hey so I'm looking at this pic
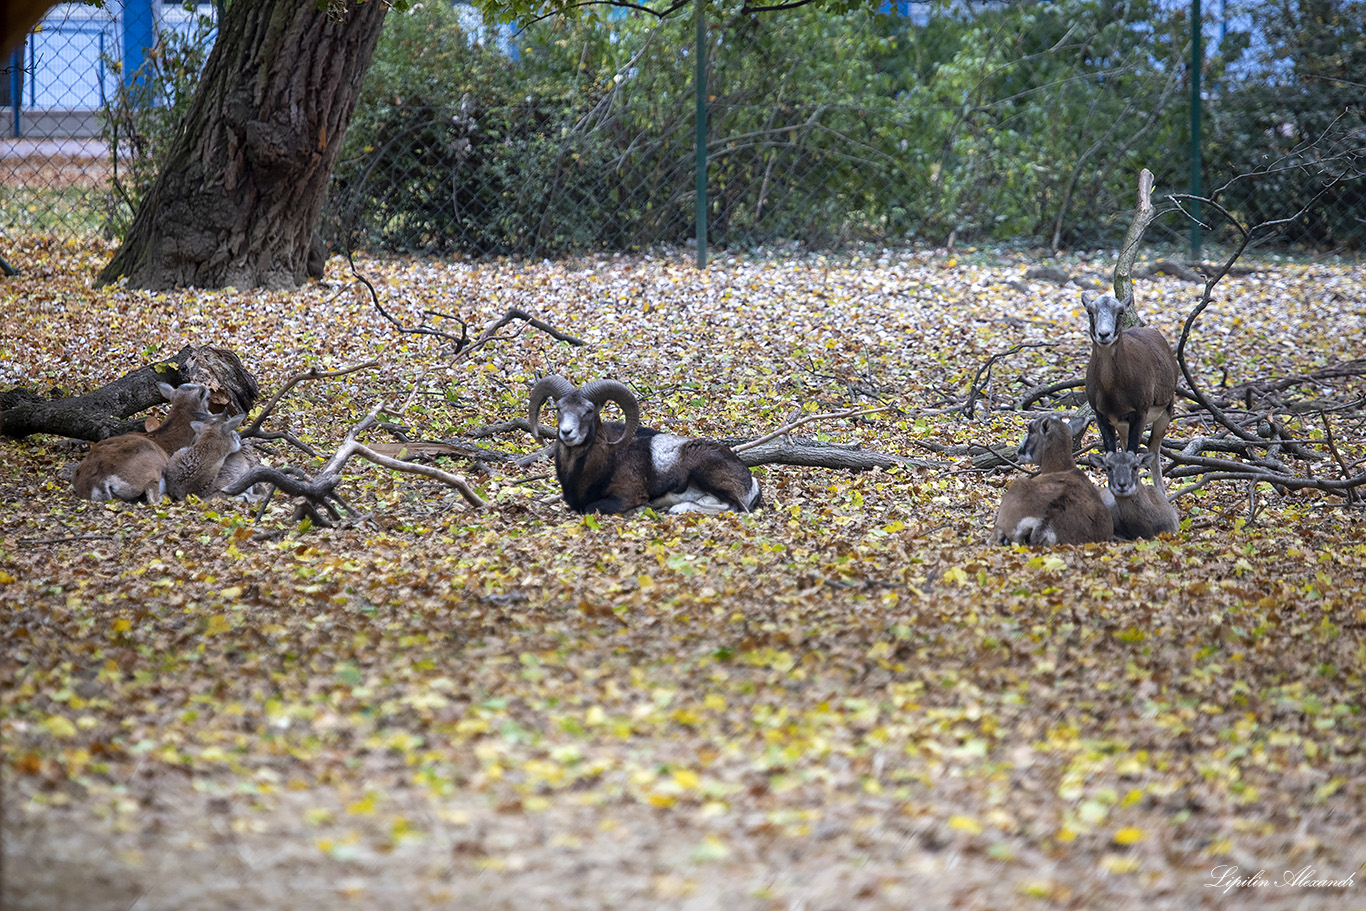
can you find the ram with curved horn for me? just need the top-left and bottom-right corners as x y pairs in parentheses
(529, 375), (762, 515)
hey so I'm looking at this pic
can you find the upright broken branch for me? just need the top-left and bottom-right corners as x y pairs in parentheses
(1113, 168), (1155, 314)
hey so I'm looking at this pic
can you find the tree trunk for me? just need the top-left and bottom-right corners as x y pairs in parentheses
(97, 0), (388, 291)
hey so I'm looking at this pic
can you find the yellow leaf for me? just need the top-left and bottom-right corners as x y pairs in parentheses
(0, 571), (16, 583)
(1101, 854), (1140, 873)
(1017, 878), (1056, 898)
(347, 793), (377, 815)
(205, 615), (231, 635)
(44, 715), (77, 738)
(948, 814), (983, 834)
(1113, 826), (1147, 845)
(672, 768), (700, 790)
(112, 617), (132, 633)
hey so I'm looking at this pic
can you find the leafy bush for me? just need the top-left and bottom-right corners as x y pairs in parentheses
(327, 4), (645, 256)
(1205, 0), (1366, 248)
(329, 0), (1358, 257)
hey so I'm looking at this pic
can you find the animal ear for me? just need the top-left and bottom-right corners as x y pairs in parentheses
(1080, 291), (1095, 307)
(1083, 452), (1105, 469)
(157, 381), (176, 401)
(189, 420), (205, 434)
(1137, 451), (1155, 468)
(225, 414), (245, 431)
(143, 415), (161, 432)
(1066, 414), (1090, 438)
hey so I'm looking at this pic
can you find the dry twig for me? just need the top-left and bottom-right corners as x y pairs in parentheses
(732, 405), (892, 454)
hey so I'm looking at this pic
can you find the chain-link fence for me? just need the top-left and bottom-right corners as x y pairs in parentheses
(4, 0), (1364, 270)
(2, 0), (214, 259)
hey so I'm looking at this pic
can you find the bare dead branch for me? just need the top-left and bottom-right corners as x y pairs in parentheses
(1223, 359), (1366, 407)
(1318, 411), (1360, 505)
(469, 417), (553, 440)
(224, 437), (486, 517)
(16, 534), (117, 547)
(1169, 192), (1329, 459)
(243, 360), (379, 438)
(248, 429), (320, 459)
(732, 405), (892, 454)
(463, 307), (587, 357)
(736, 439), (937, 471)
(350, 252), (468, 348)
(1017, 377), (1086, 411)
(962, 342), (1055, 419)
(349, 442), (486, 508)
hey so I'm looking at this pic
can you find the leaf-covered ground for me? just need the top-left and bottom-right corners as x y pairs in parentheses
(3, 237), (1365, 910)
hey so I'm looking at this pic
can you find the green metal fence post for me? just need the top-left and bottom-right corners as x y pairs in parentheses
(694, 0), (707, 270)
(1190, 0), (1203, 259)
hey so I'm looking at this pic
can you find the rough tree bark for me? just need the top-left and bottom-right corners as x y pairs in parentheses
(97, 0), (388, 291)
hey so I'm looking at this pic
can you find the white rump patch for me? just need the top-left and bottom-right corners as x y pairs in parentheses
(650, 488), (730, 515)
(1009, 517), (1056, 546)
(746, 477), (761, 510)
(666, 494), (729, 515)
(98, 473), (161, 504)
(649, 434), (690, 473)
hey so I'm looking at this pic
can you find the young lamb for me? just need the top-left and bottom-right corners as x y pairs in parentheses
(1096, 449), (1179, 540)
(163, 412), (245, 501)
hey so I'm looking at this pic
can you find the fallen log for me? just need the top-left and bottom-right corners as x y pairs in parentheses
(1, 345), (259, 442)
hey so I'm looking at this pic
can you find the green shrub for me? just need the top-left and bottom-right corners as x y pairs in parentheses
(1205, 0), (1366, 248)
(330, 0), (1358, 256)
